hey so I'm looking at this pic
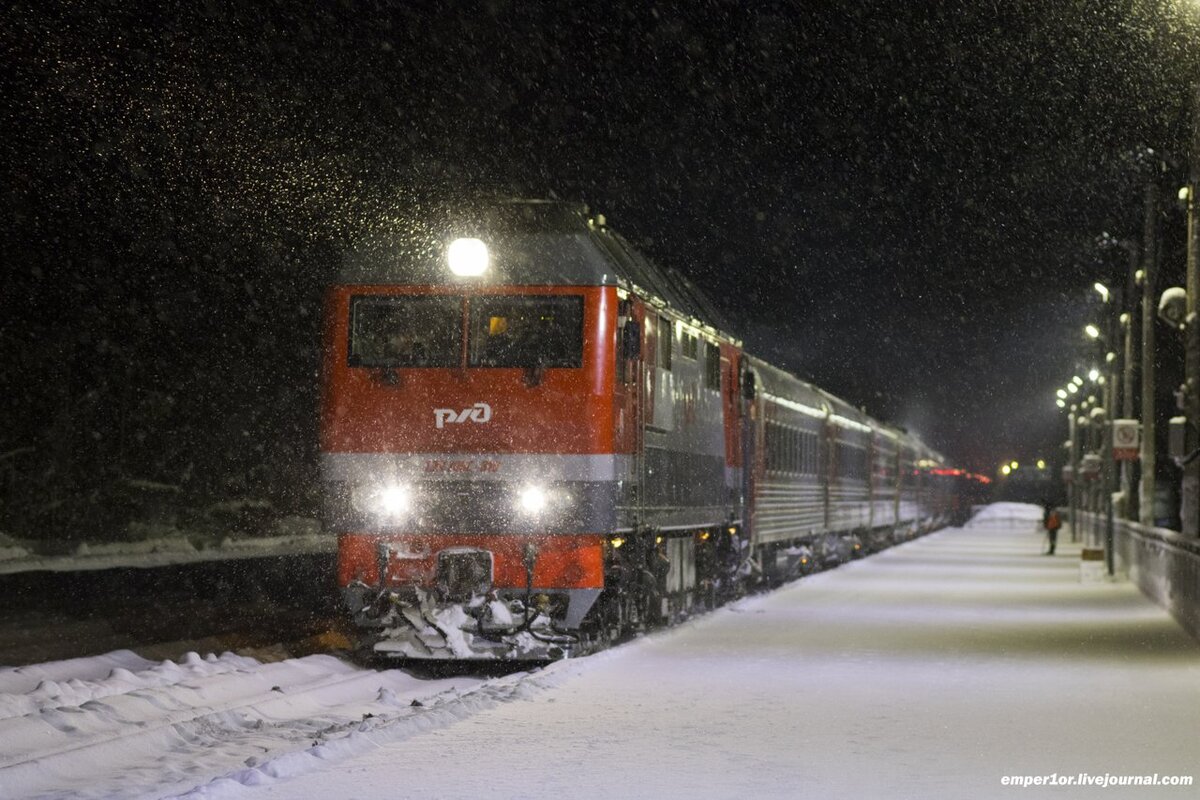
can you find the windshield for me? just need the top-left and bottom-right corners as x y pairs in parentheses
(468, 295), (584, 368)
(348, 295), (462, 367)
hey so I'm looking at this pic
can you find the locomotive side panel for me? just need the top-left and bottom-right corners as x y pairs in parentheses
(639, 313), (732, 531)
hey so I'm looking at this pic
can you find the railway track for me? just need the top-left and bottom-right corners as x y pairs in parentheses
(0, 647), (495, 799)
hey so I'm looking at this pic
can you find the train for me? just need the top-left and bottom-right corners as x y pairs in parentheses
(319, 199), (989, 660)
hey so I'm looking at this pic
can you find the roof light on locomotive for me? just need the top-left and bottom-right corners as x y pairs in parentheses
(447, 237), (489, 277)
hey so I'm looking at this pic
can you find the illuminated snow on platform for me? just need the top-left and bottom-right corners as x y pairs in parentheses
(3, 504), (1199, 799)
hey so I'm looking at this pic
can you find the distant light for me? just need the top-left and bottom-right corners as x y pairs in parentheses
(1136, 269), (1145, 284)
(1085, 324), (1101, 339)
(1180, 186), (1192, 202)
(1037, 459), (1046, 469)
(1120, 312), (1131, 325)
(447, 237), (489, 277)
(1072, 376), (1083, 386)
(1010, 461), (1019, 470)
(1105, 352), (1116, 363)
(1094, 282), (1110, 303)
(1001, 465), (1012, 476)
(1056, 389), (1067, 399)
(1056, 398), (1066, 408)
(1088, 368), (1100, 381)
(1068, 383), (1078, 394)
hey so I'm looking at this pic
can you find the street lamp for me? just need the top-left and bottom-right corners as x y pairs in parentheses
(1085, 324), (1102, 339)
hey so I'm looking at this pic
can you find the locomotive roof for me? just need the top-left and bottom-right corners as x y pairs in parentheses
(338, 199), (736, 337)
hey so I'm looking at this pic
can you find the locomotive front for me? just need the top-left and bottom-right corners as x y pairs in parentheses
(320, 202), (622, 659)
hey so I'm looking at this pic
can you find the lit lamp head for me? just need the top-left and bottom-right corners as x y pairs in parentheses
(447, 237), (489, 277)
(518, 485), (548, 515)
(1084, 324), (1101, 340)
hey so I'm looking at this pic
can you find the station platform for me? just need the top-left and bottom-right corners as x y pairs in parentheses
(255, 503), (1200, 799)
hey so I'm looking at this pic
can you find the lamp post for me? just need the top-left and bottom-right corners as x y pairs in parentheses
(1121, 310), (1135, 518)
(1094, 282), (1121, 574)
(1097, 231), (1142, 521)
(1068, 402), (1080, 542)
(1141, 180), (1159, 527)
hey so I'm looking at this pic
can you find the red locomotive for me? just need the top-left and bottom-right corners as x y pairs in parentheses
(320, 200), (984, 659)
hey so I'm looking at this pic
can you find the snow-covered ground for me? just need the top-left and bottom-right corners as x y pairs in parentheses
(5, 503), (1200, 799)
(0, 650), (485, 799)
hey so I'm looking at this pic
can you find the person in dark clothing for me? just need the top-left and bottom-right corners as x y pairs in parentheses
(1042, 503), (1062, 555)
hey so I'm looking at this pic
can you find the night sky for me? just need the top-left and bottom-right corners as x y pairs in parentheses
(2, 1), (1197, 531)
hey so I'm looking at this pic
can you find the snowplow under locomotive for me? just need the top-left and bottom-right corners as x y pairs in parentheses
(319, 200), (987, 660)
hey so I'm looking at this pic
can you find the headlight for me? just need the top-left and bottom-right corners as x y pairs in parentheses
(517, 485), (548, 515)
(377, 485), (410, 516)
(352, 483), (412, 519)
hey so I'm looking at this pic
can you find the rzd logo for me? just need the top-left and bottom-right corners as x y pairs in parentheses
(434, 402), (492, 429)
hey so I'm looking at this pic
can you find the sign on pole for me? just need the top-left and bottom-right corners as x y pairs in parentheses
(1112, 419), (1140, 461)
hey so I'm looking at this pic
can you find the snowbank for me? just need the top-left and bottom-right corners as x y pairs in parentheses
(0, 530), (333, 575)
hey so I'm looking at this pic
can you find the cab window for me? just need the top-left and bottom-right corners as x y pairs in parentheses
(348, 295), (462, 367)
(468, 295), (584, 368)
